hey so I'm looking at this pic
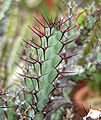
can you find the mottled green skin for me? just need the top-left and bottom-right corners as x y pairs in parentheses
(32, 28), (63, 119)
(25, 25), (67, 120)
(0, 17), (75, 120)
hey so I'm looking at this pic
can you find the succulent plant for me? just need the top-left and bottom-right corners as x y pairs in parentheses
(0, 0), (57, 91)
(68, 0), (101, 95)
(1, 0), (99, 119)
(0, 14), (78, 120)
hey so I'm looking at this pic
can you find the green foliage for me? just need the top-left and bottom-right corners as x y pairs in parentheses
(71, 63), (101, 94)
(87, 67), (101, 94)
(51, 106), (65, 120)
(64, 0), (101, 99)
(7, 98), (17, 120)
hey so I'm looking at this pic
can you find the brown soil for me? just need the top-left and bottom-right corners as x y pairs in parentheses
(70, 81), (101, 119)
(84, 89), (101, 110)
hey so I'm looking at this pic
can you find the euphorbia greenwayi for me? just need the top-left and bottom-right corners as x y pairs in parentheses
(0, 14), (78, 120)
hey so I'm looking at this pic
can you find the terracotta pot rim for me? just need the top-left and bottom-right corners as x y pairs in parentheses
(71, 85), (101, 111)
(69, 83), (89, 111)
(70, 82), (101, 119)
(73, 86), (88, 105)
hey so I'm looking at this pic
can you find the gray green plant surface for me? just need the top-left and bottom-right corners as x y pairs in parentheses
(0, 0), (100, 120)
(0, 0), (57, 90)
(0, 14), (77, 119)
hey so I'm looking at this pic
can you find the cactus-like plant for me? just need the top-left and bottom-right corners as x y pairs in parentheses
(0, 14), (78, 120)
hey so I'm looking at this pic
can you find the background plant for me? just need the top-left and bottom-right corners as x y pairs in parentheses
(67, 0), (101, 95)
(55, 0), (101, 118)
